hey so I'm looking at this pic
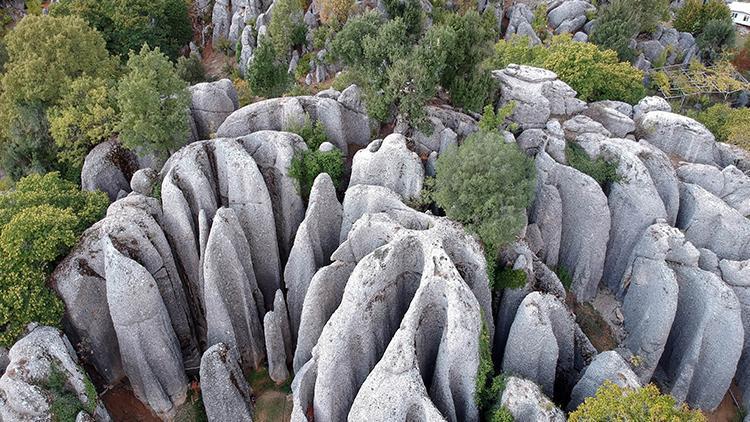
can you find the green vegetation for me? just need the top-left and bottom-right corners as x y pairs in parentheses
(0, 172), (108, 346)
(47, 364), (87, 421)
(51, 0), (193, 60)
(493, 267), (527, 290)
(555, 266), (573, 290)
(692, 103), (750, 150)
(269, 0), (307, 59)
(176, 54), (208, 85)
(116, 45), (189, 157)
(569, 381), (705, 421)
(489, 35), (645, 104)
(566, 143), (621, 186)
(434, 130), (536, 264)
(673, 0), (734, 63)
(478, 102), (518, 133)
(0, 15), (115, 180)
(476, 323), (513, 422)
(246, 39), (290, 98)
(287, 117), (344, 200)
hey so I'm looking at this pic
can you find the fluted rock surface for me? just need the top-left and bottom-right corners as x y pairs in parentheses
(500, 377), (565, 422)
(568, 351), (640, 410)
(349, 134), (425, 201)
(200, 343), (254, 421)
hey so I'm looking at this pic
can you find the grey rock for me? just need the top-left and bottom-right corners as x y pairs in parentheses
(548, 1), (595, 30)
(638, 40), (665, 63)
(502, 292), (575, 398)
(505, 4), (534, 39)
(677, 163), (750, 217)
(721, 258), (750, 413)
(316, 88), (341, 100)
(699, 247), (720, 272)
(636, 140), (681, 225)
(318, 141), (336, 152)
(130, 168), (159, 195)
(500, 377), (565, 422)
(189, 79), (239, 139)
(285, 173), (342, 339)
(562, 115), (611, 140)
(659, 265), (744, 411)
(103, 237), (187, 418)
(572, 31), (588, 42)
(633, 96), (671, 121)
(555, 15), (587, 34)
(582, 104), (635, 138)
(212, 0), (231, 47)
(590, 100), (633, 118)
(264, 310), (290, 383)
(204, 207), (266, 371)
(81, 140), (139, 202)
(716, 142), (750, 173)
(636, 111), (718, 164)
(200, 343), (254, 421)
(273, 290), (293, 362)
(349, 134), (424, 201)
(677, 183), (750, 261)
(568, 351), (640, 410)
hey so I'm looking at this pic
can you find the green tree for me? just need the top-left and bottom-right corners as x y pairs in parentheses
(0, 15), (114, 179)
(246, 39), (290, 98)
(434, 130), (536, 260)
(52, 0), (192, 60)
(569, 381), (705, 421)
(589, 0), (640, 61)
(48, 76), (119, 169)
(697, 18), (735, 63)
(0, 172), (108, 346)
(268, 0), (306, 59)
(176, 53), (207, 85)
(116, 45), (189, 156)
(674, 0), (704, 32)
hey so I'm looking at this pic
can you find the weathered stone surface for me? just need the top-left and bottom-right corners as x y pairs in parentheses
(349, 134), (424, 201)
(216, 94), (374, 150)
(395, 105), (478, 155)
(532, 153), (610, 301)
(621, 223), (696, 384)
(212, 0), (231, 47)
(502, 292), (575, 398)
(548, 0), (595, 30)
(633, 96), (671, 121)
(658, 265), (744, 411)
(677, 163), (750, 217)
(582, 104), (636, 138)
(264, 310), (290, 384)
(273, 290), (293, 363)
(563, 115), (611, 140)
(501, 377), (565, 422)
(285, 173), (342, 339)
(568, 351), (640, 410)
(636, 140), (681, 225)
(0, 326), (103, 421)
(721, 258), (750, 413)
(130, 168), (159, 195)
(203, 207), (266, 371)
(103, 237), (187, 418)
(636, 111), (718, 164)
(189, 79), (239, 139)
(200, 343), (254, 421)
(677, 183), (750, 261)
(81, 140), (139, 202)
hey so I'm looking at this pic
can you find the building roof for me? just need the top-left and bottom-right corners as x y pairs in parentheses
(730, 1), (750, 15)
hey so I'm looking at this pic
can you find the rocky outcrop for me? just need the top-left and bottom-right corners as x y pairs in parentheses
(395, 105), (479, 155)
(203, 207), (267, 371)
(581, 103), (635, 138)
(502, 292), (575, 398)
(493, 65), (585, 130)
(216, 90), (374, 150)
(547, 1), (595, 34)
(103, 237), (187, 418)
(658, 265), (744, 411)
(634, 25), (697, 71)
(285, 173), (342, 339)
(532, 152), (610, 301)
(189, 79), (239, 139)
(349, 134), (425, 201)
(200, 343), (254, 421)
(0, 326), (106, 421)
(568, 351), (640, 410)
(81, 140), (139, 202)
(264, 309), (289, 384)
(500, 377), (565, 421)
(636, 111), (719, 165)
(677, 163), (750, 217)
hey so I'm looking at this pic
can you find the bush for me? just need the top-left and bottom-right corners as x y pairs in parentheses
(569, 381), (705, 421)
(589, 0), (639, 61)
(694, 103), (750, 150)
(381, 0), (423, 41)
(697, 18), (735, 63)
(0, 172), (108, 346)
(674, 0), (731, 35)
(566, 143), (621, 186)
(246, 39), (290, 98)
(176, 54), (207, 85)
(489, 35), (645, 104)
(320, 0), (354, 27)
(493, 267), (527, 290)
(269, 0), (305, 58)
(434, 130), (536, 259)
(48, 76), (118, 170)
(287, 115), (328, 150)
(289, 150), (344, 200)
(116, 44), (190, 156)
(51, 0), (193, 60)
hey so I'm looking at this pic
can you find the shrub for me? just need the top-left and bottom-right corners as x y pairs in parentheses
(0, 172), (108, 346)
(381, 0), (423, 41)
(694, 103), (750, 150)
(25, 0), (42, 15)
(434, 131), (536, 260)
(287, 115), (328, 150)
(269, 0), (305, 58)
(493, 267), (527, 290)
(589, 0), (639, 61)
(289, 150), (344, 200)
(674, 0), (705, 33)
(320, 0), (354, 26)
(117, 45), (189, 157)
(531, 4), (549, 41)
(246, 39), (290, 98)
(566, 143), (621, 186)
(569, 381), (705, 421)
(489, 35), (645, 104)
(474, 318), (495, 409)
(51, 0), (193, 60)
(176, 54), (207, 85)
(48, 76), (118, 170)
(478, 102), (518, 133)
(697, 18), (735, 63)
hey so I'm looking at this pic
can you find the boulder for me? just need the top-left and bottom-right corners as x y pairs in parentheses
(500, 377), (565, 422)
(264, 310), (290, 384)
(502, 292), (575, 398)
(103, 237), (187, 418)
(568, 351), (640, 410)
(677, 163), (750, 217)
(636, 111), (718, 164)
(203, 207), (266, 372)
(0, 326), (104, 421)
(658, 265), (744, 411)
(582, 104), (636, 138)
(562, 115), (611, 140)
(212, 0), (231, 47)
(633, 96), (671, 121)
(548, 1), (595, 31)
(189, 79), (239, 139)
(349, 134), (424, 201)
(200, 343), (254, 421)
(81, 140), (139, 202)
(285, 173), (342, 339)
(130, 168), (159, 196)
(721, 258), (750, 413)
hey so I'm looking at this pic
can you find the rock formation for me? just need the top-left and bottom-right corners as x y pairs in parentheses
(200, 343), (254, 421)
